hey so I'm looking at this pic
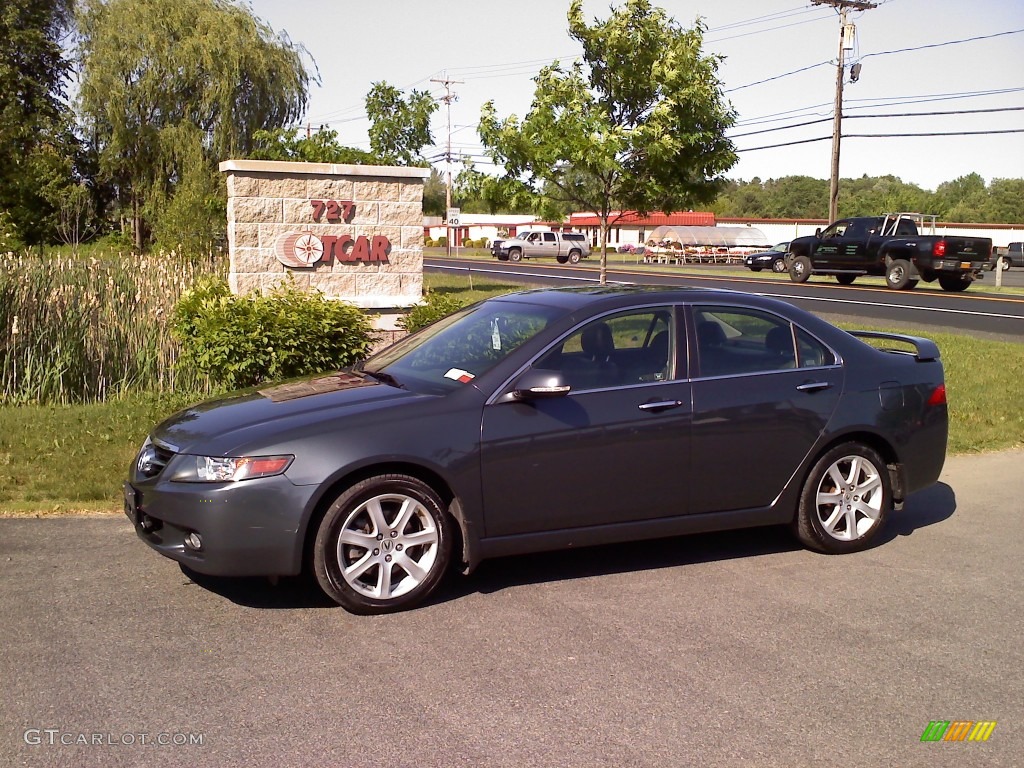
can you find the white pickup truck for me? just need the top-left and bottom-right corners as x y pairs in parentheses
(496, 230), (591, 264)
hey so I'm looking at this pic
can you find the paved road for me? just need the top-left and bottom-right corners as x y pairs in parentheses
(2, 450), (1022, 767)
(426, 257), (1024, 342)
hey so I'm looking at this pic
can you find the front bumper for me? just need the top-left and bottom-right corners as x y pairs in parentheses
(124, 474), (317, 577)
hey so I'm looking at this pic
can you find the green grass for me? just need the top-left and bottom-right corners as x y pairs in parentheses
(1, 273), (1020, 516)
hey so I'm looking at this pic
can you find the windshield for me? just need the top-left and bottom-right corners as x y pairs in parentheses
(363, 300), (563, 395)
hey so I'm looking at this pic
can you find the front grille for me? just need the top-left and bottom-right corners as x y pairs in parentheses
(136, 441), (175, 479)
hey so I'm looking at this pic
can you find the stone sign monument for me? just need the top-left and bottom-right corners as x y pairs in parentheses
(219, 159), (429, 332)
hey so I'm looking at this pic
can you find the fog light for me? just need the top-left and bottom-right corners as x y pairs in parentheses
(184, 532), (203, 550)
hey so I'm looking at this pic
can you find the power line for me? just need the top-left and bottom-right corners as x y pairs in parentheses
(737, 128), (1024, 152)
(730, 105), (1024, 138)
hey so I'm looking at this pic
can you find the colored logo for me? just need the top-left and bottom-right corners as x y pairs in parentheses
(920, 720), (996, 742)
(275, 232), (325, 268)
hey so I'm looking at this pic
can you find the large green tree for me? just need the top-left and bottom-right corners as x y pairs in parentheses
(480, 0), (736, 283)
(0, 0), (83, 246)
(76, 0), (311, 250)
(365, 82), (437, 166)
(249, 127), (377, 165)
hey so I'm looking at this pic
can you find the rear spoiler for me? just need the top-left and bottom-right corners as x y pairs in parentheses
(848, 331), (940, 362)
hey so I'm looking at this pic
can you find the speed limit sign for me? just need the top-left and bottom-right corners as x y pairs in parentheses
(446, 207), (461, 227)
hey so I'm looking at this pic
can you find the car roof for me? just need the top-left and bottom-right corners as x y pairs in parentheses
(490, 285), (783, 312)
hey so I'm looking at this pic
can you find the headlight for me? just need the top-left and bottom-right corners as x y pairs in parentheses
(169, 455), (294, 483)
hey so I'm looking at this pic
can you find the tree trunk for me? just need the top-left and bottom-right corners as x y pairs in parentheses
(599, 214), (609, 285)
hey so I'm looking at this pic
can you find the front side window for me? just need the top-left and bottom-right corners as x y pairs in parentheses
(821, 221), (850, 239)
(534, 308), (674, 391)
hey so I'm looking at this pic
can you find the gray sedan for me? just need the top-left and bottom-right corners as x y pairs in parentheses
(126, 287), (948, 614)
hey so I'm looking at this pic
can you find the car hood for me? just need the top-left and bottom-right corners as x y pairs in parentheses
(151, 371), (418, 456)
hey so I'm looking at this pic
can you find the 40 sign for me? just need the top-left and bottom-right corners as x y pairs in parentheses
(273, 200), (391, 268)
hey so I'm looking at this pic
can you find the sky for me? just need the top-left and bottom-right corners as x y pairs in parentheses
(247, 0), (1024, 193)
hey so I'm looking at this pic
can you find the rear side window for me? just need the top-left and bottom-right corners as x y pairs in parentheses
(564, 233), (585, 242)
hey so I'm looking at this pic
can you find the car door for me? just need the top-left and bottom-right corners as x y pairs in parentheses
(689, 305), (843, 515)
(479, 307), (692, 537)
(541, 231), (558, 259)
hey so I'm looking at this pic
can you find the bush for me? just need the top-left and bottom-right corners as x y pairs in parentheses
(398, 290), (465, 333)
(0, 209), (23, 253)
(424, 237), (434, 247)
(436, 236), (448, 248)
(171, 277), (376, 389)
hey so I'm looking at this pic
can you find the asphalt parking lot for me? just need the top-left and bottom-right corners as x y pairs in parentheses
(2, 450), (1022, 768)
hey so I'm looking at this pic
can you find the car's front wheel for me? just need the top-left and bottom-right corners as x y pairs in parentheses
(885, 259), (918, 290)
(794, 444), (891, 554)
(314, 474), (453, 614)
(749, 266), (763, 272)
(508, 248), (523, 262)
(789, 255), (811, 283)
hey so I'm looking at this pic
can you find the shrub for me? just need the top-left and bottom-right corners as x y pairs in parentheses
(398, 290), (465, 333)
(436, 236), (448, 248)
(424, 237), (434, 247)
(0, 209), (23, 253)
(171, 277), (376, 389)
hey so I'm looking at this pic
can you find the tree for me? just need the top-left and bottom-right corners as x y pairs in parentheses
(365, 82), (437, 165)
(0, 0), (83, 246)
(454, 161), (536, 215)
(76, 0), (311, 250)
(422, 168), (447, 217)
(250, 127), (377, 165)
(480, 0), (736, 283)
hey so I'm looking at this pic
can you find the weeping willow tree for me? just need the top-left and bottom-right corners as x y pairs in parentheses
(76, 0), (312, 250)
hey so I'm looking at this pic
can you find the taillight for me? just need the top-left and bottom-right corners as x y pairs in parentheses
(927, 384), (947, 406)
(932, 240), (947, 257)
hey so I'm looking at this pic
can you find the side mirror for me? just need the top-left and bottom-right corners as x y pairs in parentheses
(815, 228), (822, 238)
(511, 370), (571, 400)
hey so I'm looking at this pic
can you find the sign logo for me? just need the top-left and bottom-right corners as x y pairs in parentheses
(920, 720), (997, 742)
(276, 232), (325, 268)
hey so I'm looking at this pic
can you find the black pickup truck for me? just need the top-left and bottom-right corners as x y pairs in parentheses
(787, 213), (991, 291)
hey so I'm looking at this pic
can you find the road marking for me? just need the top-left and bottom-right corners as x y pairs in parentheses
(426, 262), (1024, 321)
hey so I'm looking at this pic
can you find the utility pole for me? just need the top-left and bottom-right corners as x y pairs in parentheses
(430, 75), (463, 258)
(812, 0), (875, 222)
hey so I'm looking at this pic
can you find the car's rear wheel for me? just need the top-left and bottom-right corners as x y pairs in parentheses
(885, 259), (917, 290)
(314, 474), (452, 614)
(771, 258), (788, 273)
(938, 274), (972, 292)
(749, 266), (763, 272)
(568, 249), (582, 264)
(789, 255), (811, 282)
(836, 274), (856, 285)
(556, 253), (569, 264)
(794, 444), (891, 554)
(508, 248), (522, 262)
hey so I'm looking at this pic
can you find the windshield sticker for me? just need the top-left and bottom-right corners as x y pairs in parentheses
(491, 319), (502, 350)
(444, 368), (476, 384)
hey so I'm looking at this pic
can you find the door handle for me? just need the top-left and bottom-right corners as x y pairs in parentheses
(638, 400), (684, 412)
(796, 382), (832, 393)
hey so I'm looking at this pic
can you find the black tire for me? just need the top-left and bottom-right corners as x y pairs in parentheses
(568, 249), (582, 264)
(789, 255), (812, 283)
(885, 258), (915, 290)
(836, 274), (856, 285)
(771, 258), (788, 273)
(938, 273), (971, 292)
(794, 443), (891, 554)
(1000, 256), (1011, 272)
(749, 266), (763, 272)
(313, 474), (453, 615)
(508, 248), (523, 262)
(497, 253), (509, 262)
(556, 253), (569, 264)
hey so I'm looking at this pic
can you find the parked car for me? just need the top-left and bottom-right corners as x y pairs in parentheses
(788, 213), (990, 291)
(990, 242), (1022, 271)
(496, 230), (591, 263)
(126, 286), (948, 614)
(743, 242), (791, 273)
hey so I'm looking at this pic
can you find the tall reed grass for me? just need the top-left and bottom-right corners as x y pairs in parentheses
(0, 250), (226, 404)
